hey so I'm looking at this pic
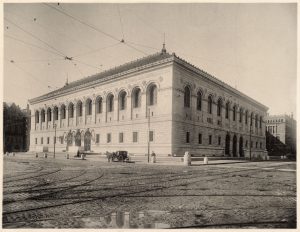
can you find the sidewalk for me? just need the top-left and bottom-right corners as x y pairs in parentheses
(6, 152), (249, 166)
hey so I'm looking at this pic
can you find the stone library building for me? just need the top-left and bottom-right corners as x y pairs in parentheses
(29, 47), (268, 158)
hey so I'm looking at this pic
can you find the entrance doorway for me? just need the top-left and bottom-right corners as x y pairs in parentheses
(66, 131), (73, 150)
(84, 131), (92, 151)
(225, 133), (230, 155)
(232, 135), (237, 157)
(239, 136), (244, 157)
(75, 131), (81, 147)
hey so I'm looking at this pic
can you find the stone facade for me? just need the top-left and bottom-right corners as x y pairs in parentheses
(266, 114), (296, 155)
(29, 50), (268, 158)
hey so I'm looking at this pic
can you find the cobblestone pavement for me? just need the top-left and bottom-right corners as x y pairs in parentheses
(2, 155), (296, 229)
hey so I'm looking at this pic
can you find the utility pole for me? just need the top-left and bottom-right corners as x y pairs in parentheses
(54, 124), (57, 158)
(147, 107), (150, 163)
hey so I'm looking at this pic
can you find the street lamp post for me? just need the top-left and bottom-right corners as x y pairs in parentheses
(54, 124), (57, 158)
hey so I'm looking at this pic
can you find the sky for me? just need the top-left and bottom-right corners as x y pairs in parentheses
(3, 3), (297, 116)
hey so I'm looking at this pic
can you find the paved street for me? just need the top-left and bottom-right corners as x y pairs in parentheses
(2, 154), (296, 228)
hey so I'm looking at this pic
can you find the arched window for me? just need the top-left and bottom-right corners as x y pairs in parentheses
(208, 95), (213, 114)
(255, 115), (258, 128)
(35, 111), (39, 123)
(260, 116), (262, 128)
(77, 101), (83, 117)
(132, 88), (141, 108)
(47, 108), (52, 121)
(107, 94), (114, 112)
(68, 103), (74, 118)
(148, 84), (157, 106)
(196, 91), (202, 111)
(217, 98), (222, 116)
(233, 105), (236, 121)
(61, 105), (66, 119)
(86, 99), (92, 115)
(245, 110), (248, 124)
(239, 108), (243, 123)
(119, 91), (127, 110)
(184, 86), (190, 108)
(53, 106), (58, 121)
(225, 102), (230, 119)
(96, 97), (102, 114)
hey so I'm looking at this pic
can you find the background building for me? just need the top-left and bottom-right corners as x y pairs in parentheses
(3, 102), (31, 153)
(266, 114), (296, 156)
(29, 49), (268, 158)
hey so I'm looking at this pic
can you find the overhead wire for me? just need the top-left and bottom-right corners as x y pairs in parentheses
(4, 17), (67, 57)
(43, 3), (149, 56)
(44, 3), (120, 42)
(72, 42), (121, 58)
(5, 9), (95, 51)
(117, 5), (125, 40)
(4, 34), (63, 58)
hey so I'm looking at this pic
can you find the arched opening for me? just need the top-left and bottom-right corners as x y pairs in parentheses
(75, 130), (81, 147)
(77, 101), (83, 117)
(53, 106), (58, 121)
(61, 105), (66, 119)
(132, 87), (141, 108)
(96, 97), (102, 114)
(239, 108), (243, 123)
(47, 108), (52, 122)
(255, 115), (258, 128)
(68, 103), (74, 118)
(225, 102), (230, 119)
(35, 111), (39, 123)
(84, 130), (92, 151)
(217, 98), (222, 116)
(232, 135), (237, 157)
(233, 105), (236, 121)
(239, 136), (244, 157)
(86, 98), (92, 115)
(184, 86), (190, 108)
(66, 131), (73, 150)
(148, 84), (157, 106)
(107, 94), (114, 112)
(119, 90), (127, 110)
(196, 91), (202, 111)
(208, 95), (213, 114)
(41, 109), (45, 122)
(225, 133), (230, 155)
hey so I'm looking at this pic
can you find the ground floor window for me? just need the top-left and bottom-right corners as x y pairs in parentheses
(149, 131), (154, 142)
(186, 132), (190, 143)
(119, 132), (124, 143)
(60, 137), (63, 144)
(209, 135), (212, 145)
(41, 137), (43, 144)
(260, 142), (262, 149)
(47, 137), (50, 144)
(218, 136), (221, 145)
(198, 133), (202, 144)
(133, 132), (138, 143)
(54, 137), (56, 144)
(35, 138), (37, 144)
(96, 134), (100, 143)
(256, 142), (258, 148)
(107, 133), (111, 143)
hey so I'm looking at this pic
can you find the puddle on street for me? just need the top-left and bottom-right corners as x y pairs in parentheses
(79, 210), (171, 228)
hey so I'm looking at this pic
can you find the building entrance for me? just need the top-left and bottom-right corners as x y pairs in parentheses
(239, 136), (244, 157)
(225, 133), (230, 155)
(232, 135), (237, 157)
(75, 131), (81, 147)
(84, 131), (92, 151)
